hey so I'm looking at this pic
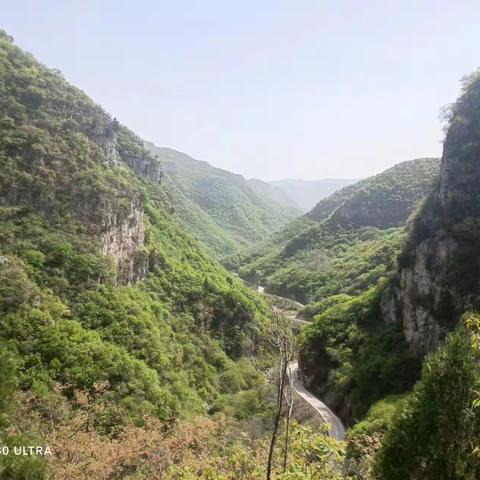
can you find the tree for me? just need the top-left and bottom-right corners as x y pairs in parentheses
(375, 314), (480, 479)
(264, 303), (298, 480)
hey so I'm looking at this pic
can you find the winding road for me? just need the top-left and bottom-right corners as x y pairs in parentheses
(289, 361), (345, 440)
(259, 286), (346, 441)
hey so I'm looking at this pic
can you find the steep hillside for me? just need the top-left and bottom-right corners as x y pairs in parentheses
(381, 73), (480, 353)
(269, 178), (358, 212)
(239, 158), (440, 303)
(162, 175), (241, 257)
(308, 158), (439, 228)
(0, 31), (275, 476)
(299, 73), (480, 436)
(235, 158), (439, 425)
(145, 143), (300, 255)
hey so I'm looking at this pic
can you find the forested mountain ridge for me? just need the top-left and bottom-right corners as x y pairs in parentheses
(233, 157), (440, 427)
(308, 157), (440, 228)
(247, 177), (301, 213)
(2, 23), (480, 479)
(238, 158), (440, 303)
(0, 30), (280, 477)
(145, 142), (301, 256)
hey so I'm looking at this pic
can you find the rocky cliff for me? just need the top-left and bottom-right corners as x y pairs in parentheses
(0, 30), (163, 284)
(381, 72), (480, 352)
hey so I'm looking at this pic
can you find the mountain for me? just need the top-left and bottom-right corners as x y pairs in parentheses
(145, 143), (301, 256)
(373, 313), (480, 479)
(2, 24), (478, 479)
(239, 158), (440, 303)
(235, 157), (440, 429)
(0, 30), (277, 477)
(308, 158), (440, 228)
(269, 178), (358, 212)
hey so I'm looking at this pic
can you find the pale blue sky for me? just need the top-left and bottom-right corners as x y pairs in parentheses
(3, 1), (480, 180)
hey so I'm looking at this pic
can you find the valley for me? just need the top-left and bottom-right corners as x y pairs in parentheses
(0, 25), (480, 480)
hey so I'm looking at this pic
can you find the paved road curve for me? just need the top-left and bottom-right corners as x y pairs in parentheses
(289, 361), (346, 440)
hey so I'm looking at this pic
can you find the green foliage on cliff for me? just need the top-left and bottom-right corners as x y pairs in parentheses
(299, 284), (421, 422)
(341, 72), (480, 477)
(0, 30), (347, 479)
(308, 158), (440, 227)
(391, 71), (480, 340)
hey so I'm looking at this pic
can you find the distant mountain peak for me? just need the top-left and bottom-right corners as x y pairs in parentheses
(268, 178), (359, 212)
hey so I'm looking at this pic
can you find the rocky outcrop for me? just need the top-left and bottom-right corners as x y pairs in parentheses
(381, 74), (480, 352)
(122, 152), (163, 183)
(94, 121), (163, 183)
(328, 194), (413, 229)
(94, 130), (120, 166)
(381, 235), (461, 351)
(100, 197), (148, 284)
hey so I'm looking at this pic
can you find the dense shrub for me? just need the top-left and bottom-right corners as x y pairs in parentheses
(375, 314), (480, 479)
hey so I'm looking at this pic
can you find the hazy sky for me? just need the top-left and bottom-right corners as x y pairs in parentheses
(3, 1), (480, 180)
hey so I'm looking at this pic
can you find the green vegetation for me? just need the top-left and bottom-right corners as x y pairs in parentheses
(246, 225), (406, 304)
(235, 159), (439, 426)
(145, 143), (301, 258)
(0, 29), (280, 473)
(387, 71), (480, 346)
(300, 73), (480, 479)
(2, 22), (480, 479)
(162, 176), (241, 258)
(268, 178), (357, 213)
(375, 314), (480, 479)
(238, 158), (439, 303)
(0, 344), (49, 479)
(0, 29), (350, 480)
(167, 422), (344, 479)
(308, 158), (439, 227)
(344, 395), (406, 479)
(0, 27), (266, 421)
(300, 284), (421, 422)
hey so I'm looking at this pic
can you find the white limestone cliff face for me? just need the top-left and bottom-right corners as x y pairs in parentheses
(100, 197), (148, 284)
(95, 131), (120, 166)
(94, 120), (163, 183)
